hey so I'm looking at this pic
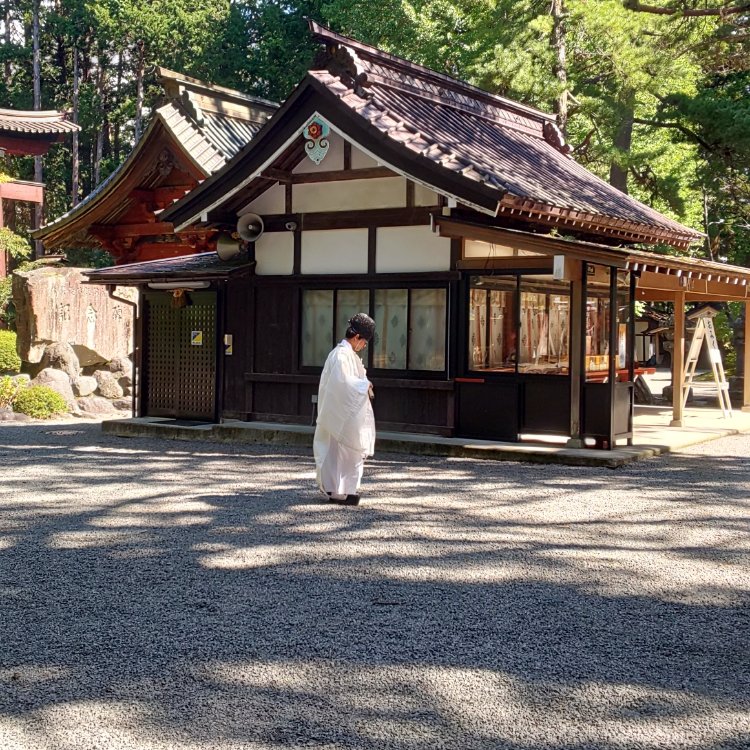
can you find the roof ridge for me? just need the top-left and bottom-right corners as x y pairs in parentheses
(309, 20), (555, 126)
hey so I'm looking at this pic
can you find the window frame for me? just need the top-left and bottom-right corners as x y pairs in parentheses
(298, 281), (450, 377)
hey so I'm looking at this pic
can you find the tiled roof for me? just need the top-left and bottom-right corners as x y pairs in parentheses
(0, 108), (79, 134)
(305, 24), (701, 246)
(84, 251), (253, 283)
(36, 79), (275, 248)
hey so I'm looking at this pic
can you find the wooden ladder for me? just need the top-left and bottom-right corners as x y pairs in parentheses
(682, 315), (732, 417)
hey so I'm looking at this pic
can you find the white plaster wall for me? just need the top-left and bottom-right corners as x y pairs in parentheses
(293, 177), (405, 213)
(376, 225), (451, 273)
(301, 229), (368, 274)
(350, 144), (379, 169)
(293, 133), (345, 173)
(414, 182), (440, 206)
(237, 184), (285, 216)
(255, 232), (294, 275)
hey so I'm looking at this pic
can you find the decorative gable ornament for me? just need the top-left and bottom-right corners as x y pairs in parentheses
(302, 116), (330, 164)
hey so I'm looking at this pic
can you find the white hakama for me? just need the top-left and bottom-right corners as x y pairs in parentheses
(314, 340), (375, 499)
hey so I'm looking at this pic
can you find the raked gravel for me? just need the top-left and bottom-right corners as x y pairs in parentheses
(0, 419), (747, 750)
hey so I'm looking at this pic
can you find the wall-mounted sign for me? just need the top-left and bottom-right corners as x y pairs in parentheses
(224, 334), (233, 355)
(191, 330), (203, 346)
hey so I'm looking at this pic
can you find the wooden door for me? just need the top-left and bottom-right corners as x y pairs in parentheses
(143, 290), (217, 421)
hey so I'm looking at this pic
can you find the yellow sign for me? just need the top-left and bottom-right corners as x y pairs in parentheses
(224, 334), (233, 355)
(191, 330), (203, 346)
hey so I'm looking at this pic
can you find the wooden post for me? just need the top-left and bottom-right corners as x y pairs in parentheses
(566, 261), (585, 447)
(606, 267), (617, 449)
(743, 301), (750, 412)
(670, 290), (686, 427)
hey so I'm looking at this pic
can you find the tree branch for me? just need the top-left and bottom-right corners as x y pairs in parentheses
(624, 1), (750, 17)
(632, 117), (714, 151)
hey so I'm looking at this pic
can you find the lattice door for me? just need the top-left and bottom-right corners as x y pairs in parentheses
(144, 291), (217, 420)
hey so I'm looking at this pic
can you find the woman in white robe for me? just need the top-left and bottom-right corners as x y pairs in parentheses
(314, 313), (376, 505)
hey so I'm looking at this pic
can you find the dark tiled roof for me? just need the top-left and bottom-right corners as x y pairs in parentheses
(0, 108), (79, 134)
(306, 24), (701, 246)
(85, 251), (253, 283)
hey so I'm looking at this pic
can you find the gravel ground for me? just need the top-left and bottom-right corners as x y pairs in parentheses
(0, 420), (748, 750)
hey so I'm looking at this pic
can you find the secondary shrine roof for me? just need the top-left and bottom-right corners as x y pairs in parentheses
(0, 108), (79, 135)
(35, 69), (277, 250)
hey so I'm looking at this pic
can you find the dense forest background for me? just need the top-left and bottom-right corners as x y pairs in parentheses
(0, 0), (748, 268)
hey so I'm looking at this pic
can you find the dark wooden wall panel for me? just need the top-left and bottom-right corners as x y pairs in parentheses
(253, 285), (296, 373)
(222, 278), (251, 415)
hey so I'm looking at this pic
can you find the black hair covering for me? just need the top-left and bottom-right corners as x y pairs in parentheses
(348, 312), (376, 341)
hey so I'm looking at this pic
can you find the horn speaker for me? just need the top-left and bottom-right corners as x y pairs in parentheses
(237, 212), (264, 242)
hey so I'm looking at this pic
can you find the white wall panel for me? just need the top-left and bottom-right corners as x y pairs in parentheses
(254, 232), (294, 275)
(293, 177), (404, 213)
(301, 229), (368, 274)
(376, 226), (451, 273)
(414, 182), (440, 206)
(237, 184), (285, 216)
(350, 144), (379, 169)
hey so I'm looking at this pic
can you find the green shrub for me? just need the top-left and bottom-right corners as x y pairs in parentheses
(0, 375), (21, 408)
(13, 385), (68, 419)
(0, 330), (21, 373)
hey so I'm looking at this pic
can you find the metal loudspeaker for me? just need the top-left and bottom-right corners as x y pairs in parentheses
(236, 212), (264, 243)
(216, 233), (241, 261)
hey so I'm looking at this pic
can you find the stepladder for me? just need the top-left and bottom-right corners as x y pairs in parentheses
(682, 314), (732, 417)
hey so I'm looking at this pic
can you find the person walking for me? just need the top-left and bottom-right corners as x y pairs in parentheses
(314, 313), (376, 505)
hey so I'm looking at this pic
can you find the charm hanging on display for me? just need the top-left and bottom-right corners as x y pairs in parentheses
(302, 116), (330, 165)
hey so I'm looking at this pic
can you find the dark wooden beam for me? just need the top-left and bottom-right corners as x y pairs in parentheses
(261, 166), (396, 184)
(90, 221), (175, 239)
(456, 257), (553, 271)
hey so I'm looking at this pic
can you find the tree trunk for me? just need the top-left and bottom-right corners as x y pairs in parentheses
(32, 0), (43, 258)
(72, 47), (80, 207)
(551, 0), (568, 135)
(134, 42), (145, 143)
(609, 99), (635, 194)
(3, 0), (11, 87)
(114, 54), (123, 161)
(93, 59), (107, 185)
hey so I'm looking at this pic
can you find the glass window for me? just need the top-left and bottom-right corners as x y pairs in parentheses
(336, 289), (370, 346)
(586, 290), (610, 378)
(409, 289), (447, 370)
(468, 277), (515, 371)
(301, 290), (334, 366)
(518, 280), (570, 374)
(302, 287), (448, 372)
(373, 289), (408, 369)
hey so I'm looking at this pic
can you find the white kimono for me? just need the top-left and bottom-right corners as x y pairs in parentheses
(314, 340), (376, 498)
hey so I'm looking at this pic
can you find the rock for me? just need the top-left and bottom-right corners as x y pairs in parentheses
(72, 375), (98, 397)
(77, 396), (117, 415)
(31, 368), (77, 410)
(12, 267), (136, 366)
(634, 375), (654, 405)
(39, 342), (81, 380)
(112, 398), (132, 411)
(120, 382), (133, 396)
(93, 369), (124, 399)
(108, 356), (133, 377)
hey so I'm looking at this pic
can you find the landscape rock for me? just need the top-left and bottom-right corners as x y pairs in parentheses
(108, 356), (133, 377)
(93, 370), (124, 399)
(77, 396), (117, 415)
(72, 375), (98, 397)
(12, 267), (136, 366)
(39, 342), (81, 380)
(31, 367), (77, 410)
(112, 398), (133, 411)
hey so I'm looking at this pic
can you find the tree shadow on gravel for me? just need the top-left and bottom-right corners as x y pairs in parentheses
(0, 422), (748, 749)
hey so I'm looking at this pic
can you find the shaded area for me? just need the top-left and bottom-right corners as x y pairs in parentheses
(0, 422), (748, 749)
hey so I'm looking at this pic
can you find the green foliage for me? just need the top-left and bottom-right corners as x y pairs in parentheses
(12, 385), (68, 419)
(0, 331), (21, 373)
(64, 247), (115, 268)
(0, 376), (22, 408)
(0, 229), (32, 261)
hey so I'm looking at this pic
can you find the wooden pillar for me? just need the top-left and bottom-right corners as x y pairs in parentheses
(0, 197), (6, 278)
(566, 261), (585, 447)
(605, 267), (618, 449)
(743, 301), (750, 412)
(670, 290), (686, 427)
